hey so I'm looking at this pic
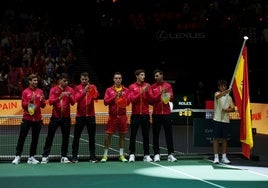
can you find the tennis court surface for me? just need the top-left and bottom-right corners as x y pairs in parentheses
(1, 159), (268, 188)
(1, 112), (268, 188)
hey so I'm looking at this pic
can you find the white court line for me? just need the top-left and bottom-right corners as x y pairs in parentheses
(70, 134), (109, 150)
(71, 134), (184, 155)
(70, 134), (123, 153)
(243, 167), (268, 178)
(150, 162), (226, 188)
(206, 159), (268, 178)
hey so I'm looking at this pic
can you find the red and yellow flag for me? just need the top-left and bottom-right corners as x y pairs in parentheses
(231, 45), (253, 159)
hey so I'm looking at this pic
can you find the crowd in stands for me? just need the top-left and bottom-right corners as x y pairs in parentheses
(97, 0), (268, 42)
(96, 0), (268, 103)
(0, 7), (82, 99)
(2, 0), (268, 102)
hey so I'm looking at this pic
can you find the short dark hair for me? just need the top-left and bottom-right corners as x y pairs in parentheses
(81, 72), (89, 77)
(28, 74), (38, 81)
(134, 69), (145, 76)
(217, 80), (227, 87)
(59, 73), (69, 80)
(153, 69), (163, 75)
(114, 72), (122, 76)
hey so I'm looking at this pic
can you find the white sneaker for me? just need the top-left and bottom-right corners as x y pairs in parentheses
(221, 157), (231, 164)
(143, 155), (153, 162)
(154, 154), (160, 162)
(60, 157), (70, 163)
(213, 157), (219, 164)
(27, 156), (40, 164)
(12, 156), (21, 164)
(168, 154), (177, 162)
(129, 154), (135, 162)
(41, 157), (49, 164)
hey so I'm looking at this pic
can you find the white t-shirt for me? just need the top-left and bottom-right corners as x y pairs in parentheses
(213, 92), (234, 123)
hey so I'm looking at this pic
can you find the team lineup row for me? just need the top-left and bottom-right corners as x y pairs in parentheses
(11, 69), (177, 164)
(11, 69), (233, 165)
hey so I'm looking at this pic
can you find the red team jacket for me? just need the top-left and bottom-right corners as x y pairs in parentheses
(22, 87), (46, 121)
(104, 85), (130, 116)
(48, 85), (75, 118)
(129, 82), (150, 115)
(74, 84), (99, 117)
(149, 81), (174, 115)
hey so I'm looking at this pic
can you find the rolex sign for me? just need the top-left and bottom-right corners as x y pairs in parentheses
(177, 95), (193, 109)
(171, 94), (194, 125)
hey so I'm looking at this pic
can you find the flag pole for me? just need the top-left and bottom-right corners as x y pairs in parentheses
(222, 36), (249, 116)
(229, 36), (249, 88)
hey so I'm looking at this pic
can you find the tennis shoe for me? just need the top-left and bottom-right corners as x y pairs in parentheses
(89, 156), (98, 163)
(72, 156), (78, 163)
(167, 154), (177, 162)
(60, 157), (70, 163)
(143, 155), (153, 162)
(119, 155), (128, 162)
(154, 154), (160, 162)
(221, 157), (231, 164)
(27, 156), (40, 164)
(41, 157), (49, 164)
(213, 157), (219, 164)
(101, 155), (108, 163)
(72, 159), (78, 163)
(129, 154), (135, 162)
(12, 156), (21, 164)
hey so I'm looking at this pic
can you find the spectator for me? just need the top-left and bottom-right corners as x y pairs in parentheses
(7, 66), (20, 96)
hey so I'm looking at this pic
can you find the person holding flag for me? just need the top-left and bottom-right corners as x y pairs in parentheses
(212, 80), (235, 164)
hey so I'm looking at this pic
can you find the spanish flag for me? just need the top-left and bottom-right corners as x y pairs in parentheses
(231, 41), (253, 159)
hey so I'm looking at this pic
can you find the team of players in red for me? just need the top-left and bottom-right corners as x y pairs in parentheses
(11, 69), (178, 164)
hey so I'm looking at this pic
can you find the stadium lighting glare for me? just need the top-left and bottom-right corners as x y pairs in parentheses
(134, 165), (268, 181)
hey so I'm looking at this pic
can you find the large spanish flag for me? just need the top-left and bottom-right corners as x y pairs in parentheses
(231, 42), (253, 159)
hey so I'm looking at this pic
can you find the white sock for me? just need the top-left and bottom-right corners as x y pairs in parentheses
(214, 154), (219, 158)
(222, 153), (227, 158)
(104, 149), (108, 156)
(119, 148), (124, 155)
